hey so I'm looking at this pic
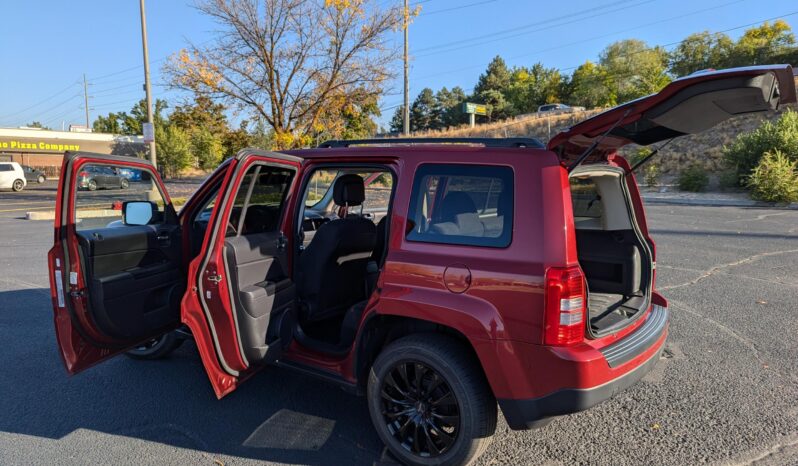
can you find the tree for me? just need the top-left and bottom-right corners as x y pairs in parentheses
(93, 113), (123, 134)
(170, 95), (228, 135)
(389, 105), (406, 133)
(410, 88), (438, 131)
(156, 124), (192, 178)
(600, 39), (670, 103)
(668, 31), (734, 77)
(505, 63), (563, 113)
(730, 20), (795, 66)
(191, 127), (225, 169)
(566, 61), (616, 108)
(474, 56), (514, 120)
(164, 0), (401, 148)
(25, 121), (50, 130)
(435, 86), (467, 128)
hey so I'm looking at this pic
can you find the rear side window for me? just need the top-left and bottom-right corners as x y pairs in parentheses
(570, 178), (604, 219)
(406, 164), (513, 248)
(0, 164), (12, 172)
(228, 164), (294, 237)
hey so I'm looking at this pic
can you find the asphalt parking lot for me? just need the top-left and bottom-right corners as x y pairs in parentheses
(1, 185), (797, 466)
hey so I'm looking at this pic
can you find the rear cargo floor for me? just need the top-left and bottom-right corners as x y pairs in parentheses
(588, 292), (634, 330)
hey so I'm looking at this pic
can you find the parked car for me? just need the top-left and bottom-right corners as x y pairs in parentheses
(117, 167), (142, 181)
(47, 65), (796, 466)
(537, 103), (586, 114)
(21, 165), (47, 183)
(76, 165), (129, 190)
(0, 161), (26, 192)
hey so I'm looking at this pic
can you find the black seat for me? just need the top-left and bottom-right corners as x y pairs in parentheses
(299, 174), (376, 322)
(430, 191), (484, 237)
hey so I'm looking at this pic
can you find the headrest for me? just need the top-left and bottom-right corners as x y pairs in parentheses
(438, 192), (477, 222)
(333, 174), (365, 206)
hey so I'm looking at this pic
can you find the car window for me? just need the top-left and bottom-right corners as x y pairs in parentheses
(0, 164), (12, 172)
(570, 177), (604, 220)
(362, 172), (393, 211)
(74, 163), (166, 231)
(228, 164), (295, 237)
(406, 164), (513, 248)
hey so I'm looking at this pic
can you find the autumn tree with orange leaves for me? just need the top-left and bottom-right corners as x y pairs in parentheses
(164, 0), (401, 148)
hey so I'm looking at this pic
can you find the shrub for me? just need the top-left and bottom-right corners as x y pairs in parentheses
(718, 169), (740, 190)
(747, 150), (798, 203)
(723, 109), (798, 182)
(642, 164), (660, 187)
(678, 164), (709, 192)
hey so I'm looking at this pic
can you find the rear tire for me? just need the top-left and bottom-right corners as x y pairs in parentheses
(367, 334), (497, 466)
(120, 179), (129, 189)
(37, 175), (45, 184)
(11, 179), (24, 192)
(87, 180), (97, 191)
(125, 332), (183, 360)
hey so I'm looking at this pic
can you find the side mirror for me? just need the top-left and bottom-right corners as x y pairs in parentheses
(123, 201), (157, 226)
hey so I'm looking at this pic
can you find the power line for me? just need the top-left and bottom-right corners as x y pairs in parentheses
(0, 80), (81, 121)
(415, 0), (646, 54)
(414, 0), (763, 82)
(419, 0), (497, 16)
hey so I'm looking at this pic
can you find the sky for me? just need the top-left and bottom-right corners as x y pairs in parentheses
(0, 0), (796, 131)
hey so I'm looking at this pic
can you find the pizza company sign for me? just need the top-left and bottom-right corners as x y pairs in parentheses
(0, 140), (80, 152)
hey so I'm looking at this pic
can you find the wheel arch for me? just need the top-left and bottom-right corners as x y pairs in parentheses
(353, 313), (491, 395)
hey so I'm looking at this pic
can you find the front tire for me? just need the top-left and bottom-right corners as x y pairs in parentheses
(125, 332), (183, 360)
(37, 175), (46, 183)
(120, 178), (129, 189)
(87, 179), (97, 191)
(12, 179), (24, 192)
(367, 334), (497, 466)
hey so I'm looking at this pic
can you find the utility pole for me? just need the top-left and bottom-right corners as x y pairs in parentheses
(402, 0), (410, 136)
(83, 74), (90, 129)
(139, 0), (157, 168)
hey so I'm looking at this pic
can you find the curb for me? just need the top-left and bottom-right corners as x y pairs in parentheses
(642, 196), (798, 209)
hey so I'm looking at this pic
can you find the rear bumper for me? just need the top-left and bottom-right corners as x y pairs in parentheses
(497, 304), (669, 430)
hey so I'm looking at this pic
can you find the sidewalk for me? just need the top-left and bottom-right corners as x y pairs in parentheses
(640, 188), (798, 209)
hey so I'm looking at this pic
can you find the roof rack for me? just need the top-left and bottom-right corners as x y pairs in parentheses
(317, 137), (544, 149)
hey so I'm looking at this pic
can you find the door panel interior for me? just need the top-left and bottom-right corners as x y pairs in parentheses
(76, 224), (184, 340)
(223, 231), (295, 363)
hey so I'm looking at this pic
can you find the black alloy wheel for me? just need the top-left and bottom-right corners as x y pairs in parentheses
(381, 360), (461, 457)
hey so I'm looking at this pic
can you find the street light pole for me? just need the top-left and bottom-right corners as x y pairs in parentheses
(139, 0), (157, 168)
(402, 0), (410, 136)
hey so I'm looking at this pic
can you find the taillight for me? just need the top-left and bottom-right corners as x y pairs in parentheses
(78, 171), (88, 178)
(543, 266), (586, 346)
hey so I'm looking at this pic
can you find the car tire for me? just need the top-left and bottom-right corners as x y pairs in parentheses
(125, 332), (183, 360)
(367, 334), (497, 466)
(12, 179), (24, 192)
(37, 175), (46, 183)
(120, 179), (129, 189)
(87, 180), (97, 191)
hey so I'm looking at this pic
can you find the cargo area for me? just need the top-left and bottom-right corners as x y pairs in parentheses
(569, 167), (653, 336)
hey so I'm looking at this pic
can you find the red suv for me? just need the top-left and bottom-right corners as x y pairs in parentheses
(48, 65), (795, 466)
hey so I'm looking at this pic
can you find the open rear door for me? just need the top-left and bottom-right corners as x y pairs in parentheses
(48, 152), (182, 374)
(549, 65), (797, 167)
(180, 149), (302, 398)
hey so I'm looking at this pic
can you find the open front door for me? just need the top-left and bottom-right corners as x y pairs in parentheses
(48, 152), (182, 374)
(180, 149), (302, 398)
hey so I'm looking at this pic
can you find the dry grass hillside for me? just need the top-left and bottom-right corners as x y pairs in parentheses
(410, 77), (798, 176)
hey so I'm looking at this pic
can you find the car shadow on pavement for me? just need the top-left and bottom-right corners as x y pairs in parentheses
(0, 288), (384, 465)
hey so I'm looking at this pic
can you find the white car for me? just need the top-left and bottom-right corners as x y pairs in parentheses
(0, 162), (27, 192)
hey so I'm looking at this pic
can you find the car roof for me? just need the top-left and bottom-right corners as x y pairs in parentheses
(281, 144), (553, 163)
